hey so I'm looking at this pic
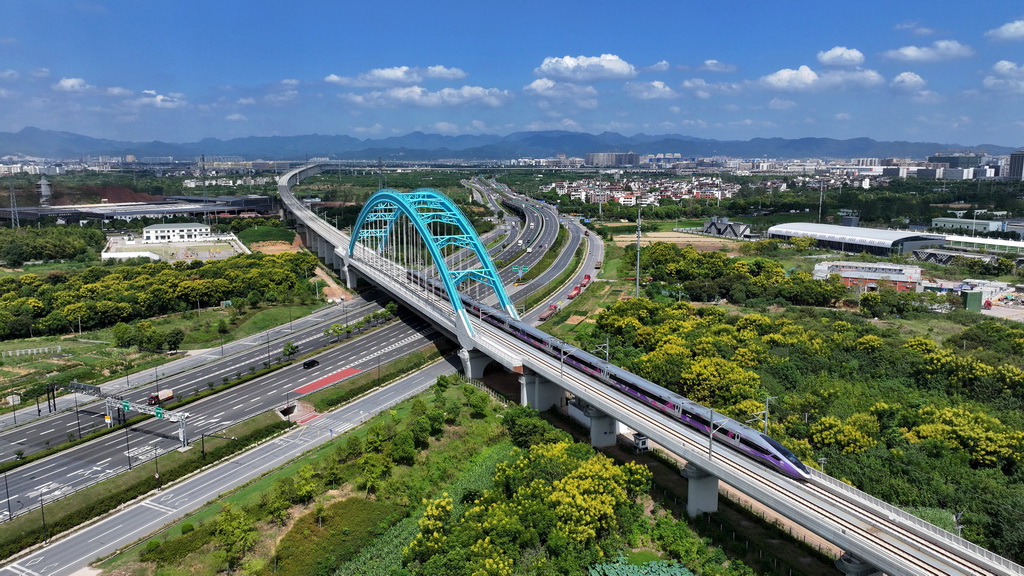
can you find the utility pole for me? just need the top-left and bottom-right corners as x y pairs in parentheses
(635, 203), (642, 299)
(818, 181), (825, 223)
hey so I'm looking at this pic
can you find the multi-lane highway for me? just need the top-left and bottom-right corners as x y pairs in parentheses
(1, 357), (462, 576)
(0, 174), (576, 528)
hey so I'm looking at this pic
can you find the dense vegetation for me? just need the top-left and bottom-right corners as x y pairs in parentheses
(578, 295), (1024, 560)
(0, 251), (319, 341)
(0, 226), (107, 266)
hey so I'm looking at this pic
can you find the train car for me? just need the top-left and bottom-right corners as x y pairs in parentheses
(415, 276), (811, 481)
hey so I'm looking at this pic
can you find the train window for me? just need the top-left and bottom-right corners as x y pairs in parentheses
(740, 437), (770, 454)
(682, 409), (710, 427)
(761, 434), (806, 469)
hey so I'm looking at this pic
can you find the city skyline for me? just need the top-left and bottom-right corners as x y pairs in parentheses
(2, 1), (1024, 147)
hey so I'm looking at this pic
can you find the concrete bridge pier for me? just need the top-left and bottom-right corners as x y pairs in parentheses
(458, 348), (492, 379)
(519, 370), (562, 411)
(681, 463), (719, 517)
(834, 553), (882, 576)
(583, 405), (618, 447)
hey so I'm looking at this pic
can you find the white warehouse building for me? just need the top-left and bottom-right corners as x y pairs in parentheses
(142, 223), (212, 243)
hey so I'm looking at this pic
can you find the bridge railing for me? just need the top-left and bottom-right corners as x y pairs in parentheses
(812, 470), (1022, 572)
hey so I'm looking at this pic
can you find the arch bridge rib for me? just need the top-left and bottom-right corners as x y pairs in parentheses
(349, 187), (518, 340)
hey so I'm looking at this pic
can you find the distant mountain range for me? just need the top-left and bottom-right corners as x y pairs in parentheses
(0, 126), (1017, 162)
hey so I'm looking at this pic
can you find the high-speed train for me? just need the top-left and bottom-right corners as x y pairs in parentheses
(410, 272), (811, 481)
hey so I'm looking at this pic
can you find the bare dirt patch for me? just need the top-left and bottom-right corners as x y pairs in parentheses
(251, 238), (301, 255)
(612, 231), (741, 256)
(565, 314), (588, 326)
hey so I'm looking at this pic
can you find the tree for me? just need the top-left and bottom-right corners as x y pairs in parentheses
(389, 430), (417, 465)
(216, 503), (258, 570)
(164, 328), (185, 352)
(283, 341), (299, 359)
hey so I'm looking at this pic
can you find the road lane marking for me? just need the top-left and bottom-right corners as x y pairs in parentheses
(87, 523), (123, 543)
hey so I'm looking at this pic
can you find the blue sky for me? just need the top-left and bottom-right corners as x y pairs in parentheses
(2, 1), (1024, 147)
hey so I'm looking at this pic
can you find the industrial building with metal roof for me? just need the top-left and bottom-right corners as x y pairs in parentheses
(766, 223), (945, 256)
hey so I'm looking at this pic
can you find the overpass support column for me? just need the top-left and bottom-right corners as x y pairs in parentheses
(519, 370), (561, 411)
(583, 406), (617, 447)
(834, 553), (881, 576)
(681, 463), (719, 517)
(458, 348), (491, 380)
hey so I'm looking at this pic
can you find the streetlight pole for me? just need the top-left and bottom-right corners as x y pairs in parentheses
(73, 393), (82, 440)
(635, 204), (642, 298)
(154, 449), (161, 491)
(124, 426), (132, 470)
(3, 470), (10, 520)
(817, 457), (827, 475)
(39, 491), (47, 544)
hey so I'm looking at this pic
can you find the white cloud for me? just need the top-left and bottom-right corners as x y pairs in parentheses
(52, 77), (93, 92)
(352, 123), (385, 134)
(882, 40), (973, 62)
(767, 97), (796, 110)
(226, 113), (247, 122)
(0, 69), (17, 81)
(727, 119), (776, 129)
(985, 20), (1024, 41)
(680, 78), (741, 99)
(624, 81), (678, 100)
(523, 118), (583, 132)
(105, 86), (132, 96)
(759, 65), (883, 91)
(983, 60), (1024, 93)
(534, 54), (636, 81)
(431, 121), (461, 134)
(264, 90), (299, 105)
(894, 22), (935, 35)
(342, 85), (509, 107)
(425, 65), (466, 80)
(817, 46), (864, 67)
(326, 65), (465, 88)
(759, 66), (818, 91)
(31, 68), (50, 79)
(523, 78), (598, 108)
(700, 59), (736, 72)
(834, 112), (851, 121)
(326, 66), (418, 87)
(888, 72), (940, 102)
(237, 97), (256, 105)
(130, 90), (187, 109)
(819, 69), (884, 89)
(992, 60), (1024, 78)
(280, 78), (300, 86)
(890, 71), (926, 91)
(645, 60), (670, 72)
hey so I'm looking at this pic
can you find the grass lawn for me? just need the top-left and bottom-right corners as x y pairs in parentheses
(235, 227), (296, 246)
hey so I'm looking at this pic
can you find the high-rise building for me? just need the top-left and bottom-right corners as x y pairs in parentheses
(928, 153), (983, 169)
(1008, 151), (1024, 181)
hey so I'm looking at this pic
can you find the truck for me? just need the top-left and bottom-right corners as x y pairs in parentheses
(567, 285), (581, 299)
(148, 389), (174, 405)
(580, 274), (592, 288)
(538, 304), (558, 321)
